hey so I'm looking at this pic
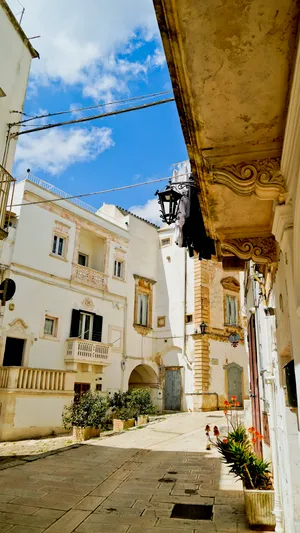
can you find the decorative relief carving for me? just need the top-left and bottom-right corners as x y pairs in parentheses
(82, 297), (94, 311)
(221, 237), (278, 264)
(220, 276), (240, 292)
(9, 318), (28, 331)
(211, 158), (285, 200)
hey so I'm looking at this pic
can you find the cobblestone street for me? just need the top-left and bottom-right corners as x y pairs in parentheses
(0, 412), (271, 532)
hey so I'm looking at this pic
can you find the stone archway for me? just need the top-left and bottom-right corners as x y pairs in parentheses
(128, 364), (159, 390)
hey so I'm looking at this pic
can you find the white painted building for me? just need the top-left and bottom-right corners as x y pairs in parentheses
(0, 175), (249, 440)
(0, 0), (38, 237)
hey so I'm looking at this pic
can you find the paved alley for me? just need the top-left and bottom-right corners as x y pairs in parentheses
(0, 413), (266, 532)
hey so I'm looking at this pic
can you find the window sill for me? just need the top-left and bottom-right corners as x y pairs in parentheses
(133, 324), (152, 336)
(112, 275), (125, 282)
(49, 253), (68, 262)
(40, 335), (60, 342)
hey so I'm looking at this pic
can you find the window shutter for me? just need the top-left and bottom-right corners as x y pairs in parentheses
(92, 314), (103, 342)
(70, 309), (80, 337)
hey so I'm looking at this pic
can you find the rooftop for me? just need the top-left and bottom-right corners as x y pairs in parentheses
(1, 0), (39, 59)
(21, 175), (159, 229)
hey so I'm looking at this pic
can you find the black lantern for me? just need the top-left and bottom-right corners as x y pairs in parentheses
(229, 332), (240, 348)
(200, 321), (207, 335)
(155, 182), (182, 225)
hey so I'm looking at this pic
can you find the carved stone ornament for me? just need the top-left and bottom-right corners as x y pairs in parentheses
(220, 276), (240, 292)
(82, 297), (94, 311)
(9, 318), (28, 330)
(221, 237), (278, 264)
(211, 158), (285, 200)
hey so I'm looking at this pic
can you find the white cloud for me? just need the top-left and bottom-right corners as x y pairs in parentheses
(7, 0), (165, 100)
(129, 198), (162, 226)
(14, 126), (114, 176)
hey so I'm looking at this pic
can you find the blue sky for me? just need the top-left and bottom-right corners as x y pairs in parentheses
(8, 0), (187, 224)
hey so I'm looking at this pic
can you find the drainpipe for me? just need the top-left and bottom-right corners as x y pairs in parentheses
(120, 299), (128, 392)
(183, 248), (187, 359)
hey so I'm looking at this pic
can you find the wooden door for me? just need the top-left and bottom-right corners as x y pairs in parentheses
(227, 363), (243, 407)
(248, 314), (263, 457)
(165, 368), (181, 410)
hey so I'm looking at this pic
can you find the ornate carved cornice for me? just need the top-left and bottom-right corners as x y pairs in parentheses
(211, 158), (285, 200)
(220, 237), (278, 264)
(220, 276), (240, 293)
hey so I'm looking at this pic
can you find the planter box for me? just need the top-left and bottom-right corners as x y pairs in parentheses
(73, 426), (91, 441)
(90, 428), (101, 438)
(113, 418), (135, 432)
(244, 488), (275, 529)
(136, 415), (149, 425)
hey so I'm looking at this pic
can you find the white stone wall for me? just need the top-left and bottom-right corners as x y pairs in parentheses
(0, 6), (34, 172)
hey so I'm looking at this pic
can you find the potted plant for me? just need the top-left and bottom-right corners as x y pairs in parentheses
(109, 392), (136, 432)
(207, 397), (275, 530)
(62, 390), (108, 441)
(112, 406), (136, 431)
(129, 388), (156, 425)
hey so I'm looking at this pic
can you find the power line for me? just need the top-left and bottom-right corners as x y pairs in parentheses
(11, 173), (188, 209)
(10, 97), (175, 138)
(14, 90), (173, 126)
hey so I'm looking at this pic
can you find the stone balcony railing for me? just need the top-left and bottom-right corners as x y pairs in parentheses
(0, 366), (73, 392)
(71, 263), (108, 291)
(65, 338), (111, 370)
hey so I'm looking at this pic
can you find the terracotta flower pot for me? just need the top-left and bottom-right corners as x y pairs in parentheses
(73, 426), (91, 441)
(113, 418), (135, 432)
(244, 488), (275, 529)
(136, 415), (149, 425)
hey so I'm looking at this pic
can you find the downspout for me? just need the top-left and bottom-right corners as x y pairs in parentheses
(183, 248), (187, 359)
(120, 298), (128, 392)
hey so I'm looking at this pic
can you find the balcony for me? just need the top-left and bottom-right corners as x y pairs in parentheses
(72, 263), (108, 291)
(0, 366), (73, 392)
(0, 165), (16, 240)
(65, 338), (111, 370)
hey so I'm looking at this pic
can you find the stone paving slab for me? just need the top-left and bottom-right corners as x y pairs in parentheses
(0, 412), (274, 532)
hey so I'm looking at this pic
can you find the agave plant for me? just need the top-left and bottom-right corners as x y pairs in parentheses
(215, 425), (273, 490)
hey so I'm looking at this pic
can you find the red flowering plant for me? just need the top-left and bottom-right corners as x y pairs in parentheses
(205, 398), (273, 490)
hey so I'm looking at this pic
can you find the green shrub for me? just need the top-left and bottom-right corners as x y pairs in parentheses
(62, 391), (109, 429)
(129, 388), (156, 416)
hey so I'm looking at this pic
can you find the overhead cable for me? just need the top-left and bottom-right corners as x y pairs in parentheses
(14, 90), (173, 126)
(11, 173), (189, 208)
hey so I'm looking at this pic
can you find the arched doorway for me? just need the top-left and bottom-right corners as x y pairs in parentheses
(128, 364), (158, 390)
(226, 362), (243, 407)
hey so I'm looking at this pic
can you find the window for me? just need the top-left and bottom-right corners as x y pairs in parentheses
(74, 382), (90, 401)
(79, 312), (94, 340)
(78, 253), (88, 267)
(52, 234), (65, 257)
(44, 316), (58, 337)
(96, 383), (102, 392)
(161, 237), (171, 247)
(185, 314), (193, 324)
(157, 316), (166, 328)
(114, 260), (124, 279)
(70, 309), (103, 342)
(226, 295), (238, 325)
(137, 293), (149, 326)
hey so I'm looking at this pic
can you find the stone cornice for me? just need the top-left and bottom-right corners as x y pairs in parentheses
(211, 158), (285, 200)
(220, 236), (278, 265)
(272, 204), (293, 245)
(220, 276), (240, 293)
(133, 274), (157, 285)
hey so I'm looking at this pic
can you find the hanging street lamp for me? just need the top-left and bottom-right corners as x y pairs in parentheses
(155, 182), (182, 225)
(229, 332), (240, 348)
